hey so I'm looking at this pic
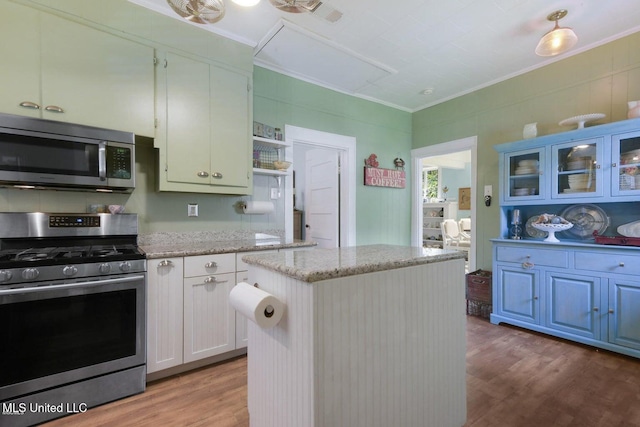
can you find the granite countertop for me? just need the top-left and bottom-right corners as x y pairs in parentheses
(140, 231), (315, 259)
(242, 244), (466, 283)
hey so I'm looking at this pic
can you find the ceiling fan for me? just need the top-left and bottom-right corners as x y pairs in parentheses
(166, 0), (225, 24)
(268, 0), (321, 13)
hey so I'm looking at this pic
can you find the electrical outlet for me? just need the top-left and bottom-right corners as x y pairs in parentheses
(187, 203), (198, 217)
(270, 188), (279, 200)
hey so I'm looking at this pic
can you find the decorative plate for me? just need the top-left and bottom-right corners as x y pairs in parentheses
(559, 113), (606, 129)
(526, 215), (548, 238)
(560, 204), (609, 239)
(617, 220), (640, 238)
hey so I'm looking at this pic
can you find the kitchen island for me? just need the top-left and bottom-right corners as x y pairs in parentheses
(242, 244), (467, 427)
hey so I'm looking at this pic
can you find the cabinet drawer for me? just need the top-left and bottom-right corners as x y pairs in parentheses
(575, 252), (640, 276)
(496, 246), (568, 268)
(184, 253), (235, 277)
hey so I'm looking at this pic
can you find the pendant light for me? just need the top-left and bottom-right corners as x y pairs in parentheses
(535, 10), (578, 57)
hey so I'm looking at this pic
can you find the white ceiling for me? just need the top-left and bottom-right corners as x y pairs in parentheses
(129, 0), (640, 112)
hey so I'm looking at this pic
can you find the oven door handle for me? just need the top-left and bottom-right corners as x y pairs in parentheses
(0, 275), (145, 296)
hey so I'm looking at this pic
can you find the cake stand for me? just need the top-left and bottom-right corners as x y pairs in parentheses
(531, 223), (574, 243)
(559, 113), (606, 129)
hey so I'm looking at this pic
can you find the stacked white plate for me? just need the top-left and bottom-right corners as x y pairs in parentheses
(514, 159), (538, 175)
(566, 157), (593, 171)
(567, 173), (592, 190)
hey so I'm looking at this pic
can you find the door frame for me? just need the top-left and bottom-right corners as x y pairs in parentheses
(285, 125), (356, 247)
(411, 136), (477, 271)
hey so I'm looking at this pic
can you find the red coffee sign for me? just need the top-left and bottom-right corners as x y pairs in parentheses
(364, 167), (406, 189)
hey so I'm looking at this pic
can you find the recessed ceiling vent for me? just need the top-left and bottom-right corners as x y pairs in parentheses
(311, 2), (343, 23)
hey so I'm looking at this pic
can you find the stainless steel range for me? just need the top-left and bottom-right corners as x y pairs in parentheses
(0, 212), (146, 427)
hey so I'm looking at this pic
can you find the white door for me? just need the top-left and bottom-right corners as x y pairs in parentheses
(305, 148), (340, 248)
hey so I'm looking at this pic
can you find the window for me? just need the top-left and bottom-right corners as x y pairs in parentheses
(422, 167), (439, 201)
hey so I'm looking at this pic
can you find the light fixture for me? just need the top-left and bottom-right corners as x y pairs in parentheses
(535, 9), (578, 57)
(166, 0), (226, 24)
(232, 0), (260, 6)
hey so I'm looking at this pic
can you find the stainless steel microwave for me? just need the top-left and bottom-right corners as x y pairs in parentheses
(0, 113), (135, 192)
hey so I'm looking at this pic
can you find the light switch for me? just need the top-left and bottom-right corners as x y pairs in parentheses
(484, 185), (492, 197)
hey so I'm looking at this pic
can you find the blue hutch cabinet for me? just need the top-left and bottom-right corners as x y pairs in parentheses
(491, 118), (640, 358)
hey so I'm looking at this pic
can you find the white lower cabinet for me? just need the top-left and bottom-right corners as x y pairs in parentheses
(147, 258), (184, 374)
(147, 253), (240, 374)
(492, 241), (640, 358)
(148, 247), (315, 374)
(183, 254), (236, 363)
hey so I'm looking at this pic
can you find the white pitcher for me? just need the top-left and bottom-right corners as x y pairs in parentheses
(628, 100), (640, 119)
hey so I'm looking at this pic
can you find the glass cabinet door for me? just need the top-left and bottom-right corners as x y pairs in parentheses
(503, 148), (545, 202)
(552, 138), (604, 199)
(611, 131), (640, 197)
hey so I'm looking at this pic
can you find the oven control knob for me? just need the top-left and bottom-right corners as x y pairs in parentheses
(63, 266), (78, 277)
(119, 261), (132, 272)
(99, 263), (112, 274)
(0, 270), (13, 282)
(22, 268), (40, 280)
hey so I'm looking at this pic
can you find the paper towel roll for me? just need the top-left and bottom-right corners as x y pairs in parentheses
(229, 282), (285, 329)
(242, 201), (275, 215)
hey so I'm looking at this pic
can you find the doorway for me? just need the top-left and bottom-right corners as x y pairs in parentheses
(284, 125), (356, 247)
(411, 136), (478, 271)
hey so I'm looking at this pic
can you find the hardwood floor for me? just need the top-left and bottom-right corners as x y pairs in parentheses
(44, 316), (640, 427)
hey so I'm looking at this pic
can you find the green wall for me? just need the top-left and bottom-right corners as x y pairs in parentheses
(412, 32), (640, 269)
(253, 67), (413, 245)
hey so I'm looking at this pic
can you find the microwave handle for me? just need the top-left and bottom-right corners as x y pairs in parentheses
(98, 141), (107, 181)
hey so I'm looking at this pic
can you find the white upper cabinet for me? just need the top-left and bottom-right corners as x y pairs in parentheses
(155, 51), (253, 194)
(0, 2), (155, 137)
(0, 1), (40, 118)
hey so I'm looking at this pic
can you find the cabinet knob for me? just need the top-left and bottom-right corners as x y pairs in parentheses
(609, 309), (614, 314)
(618, 262), (625, 267)
(205, 261), (217, 269)
(44, 105), (65, 113)
(19, 101), (41, 110)
(197, 171), (209, 178)
(612, 162), (617, 167)
(212, 172), (223, 179)
(158, 259), (173, 267)
(593, 307), (599, 312)
(533, 296), (539, 300)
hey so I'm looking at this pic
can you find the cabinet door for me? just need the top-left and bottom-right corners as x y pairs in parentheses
(165, 52), (212, 185)
(608, 278), (640, 350)
(496, 264), (540, 324)
(551, 138), (604, 200)
(0, 1), (41, 117)
(611, 131), (640, 197)
(210, 65), (251, 188)
(545, 272), (602, 339)
(40, 14), (154, 136)
(502, 148), (545, 203)
(147, 258), (184, 373)
(183, 272), (236, 363)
